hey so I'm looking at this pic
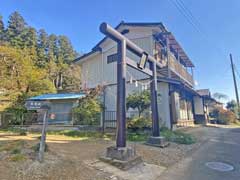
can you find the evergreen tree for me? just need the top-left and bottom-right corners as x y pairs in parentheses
(47, 34), (58, 63)
(1, 11), (80, 97)
(22, 27), (38, 62)
(23, 27), (37, 48)
(36, 29), (48, 67)
(0, 15), (4, 42)
(58, 35), (76, 64)
(6, 11), (27, 48)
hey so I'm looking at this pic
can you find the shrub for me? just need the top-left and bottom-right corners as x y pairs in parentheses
(211, 107), (237, 125)
(126, 90), (151, 117)
(161, 127), (196, 145)
(127, 117), (152, 131)
(73, 87), (103, 126)
(218, 109), (237, 124)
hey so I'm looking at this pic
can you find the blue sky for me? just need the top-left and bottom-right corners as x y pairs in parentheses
(1, 0), (240, 101)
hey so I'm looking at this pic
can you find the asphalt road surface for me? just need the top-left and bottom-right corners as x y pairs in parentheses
(159, 126), (240, 180)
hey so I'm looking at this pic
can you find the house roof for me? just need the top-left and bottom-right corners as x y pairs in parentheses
(73, 21), (194, 67)
(28, 93), (85, 101)
(196, 89), (211, 97)
(73, 49), (100, 63)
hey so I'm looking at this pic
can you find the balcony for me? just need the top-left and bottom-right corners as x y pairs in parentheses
(168, 53), (194, 86)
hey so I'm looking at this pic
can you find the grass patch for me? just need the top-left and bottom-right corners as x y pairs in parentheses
(126, 128), (196, 144)
(127, 132), (149, 142)
(161, 127), (196, 145)
(47, 130), (112, 140)
(10, 148), (21, 154)
(10, 154), (26, 162)
(0, 127), (27, 136)
(0, 140), (25, 152)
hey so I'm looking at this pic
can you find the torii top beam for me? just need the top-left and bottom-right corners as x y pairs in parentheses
(100, 22), (165, 70)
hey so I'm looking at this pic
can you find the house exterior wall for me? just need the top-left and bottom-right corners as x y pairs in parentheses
(78, 25), (200, 128)
(36, 99), (78, 124)
(170, 91), (180, 124)
(157, 82), (171, 128)
(193, 96), (204, 115)
(80, 27), (154, 89)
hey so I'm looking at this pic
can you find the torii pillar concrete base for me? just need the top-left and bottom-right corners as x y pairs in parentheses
(99, 146), (142, 170)
(145, 136), (169, 148)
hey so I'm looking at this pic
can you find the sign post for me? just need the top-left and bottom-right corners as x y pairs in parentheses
(25, 101), (50, 162)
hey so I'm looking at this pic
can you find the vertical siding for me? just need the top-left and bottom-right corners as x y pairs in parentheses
(126, 36), (152, 81)
(193, 96), (204, 115)
(81, 53), (103, 88)
(102, 46), (117, 85)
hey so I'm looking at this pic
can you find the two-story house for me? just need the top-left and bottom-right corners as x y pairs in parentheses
(74, 21), (205, 129)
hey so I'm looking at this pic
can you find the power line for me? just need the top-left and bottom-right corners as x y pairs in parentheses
(168, 0), (203, 35)
(176, 0), (205, 36)
(168, 0), (228, 61)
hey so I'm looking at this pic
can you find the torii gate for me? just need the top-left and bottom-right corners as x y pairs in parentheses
(100, 23), (168, 153)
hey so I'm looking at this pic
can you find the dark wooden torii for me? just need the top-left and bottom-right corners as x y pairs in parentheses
(100, 23), (166, 148)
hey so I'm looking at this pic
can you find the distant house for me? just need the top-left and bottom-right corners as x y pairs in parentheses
(26, 93), (85, 124)
(196, 89), (223, 123)
(74, 21), (209, 129)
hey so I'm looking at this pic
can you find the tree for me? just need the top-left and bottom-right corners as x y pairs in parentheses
(0, 45), (55, 95)
(226, 100), (237, 113)
(127, 90), (151, 117)
(57, 35), (76, 64)
(6, 11), (27, 48)
(0, 15), (4, 42)
(73, 87), (103, 125)
(23, 27), (37, 48)
(61, 64), (81, 92)
(47, 34), (58, 63)
(36, 29), (48, 67)
(0, 11), (80, 115)
(22, 27), (38, 62)
(212, 92), (228, 102)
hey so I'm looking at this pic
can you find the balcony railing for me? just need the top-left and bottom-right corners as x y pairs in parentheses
(168, 54), (194, 86)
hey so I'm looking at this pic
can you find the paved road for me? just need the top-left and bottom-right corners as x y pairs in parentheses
(159, 127), (240, 180)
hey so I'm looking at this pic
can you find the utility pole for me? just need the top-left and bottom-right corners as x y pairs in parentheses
(230, 53), (240, 108)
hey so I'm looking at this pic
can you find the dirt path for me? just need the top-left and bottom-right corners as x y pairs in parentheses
(0, 127), (208, 180)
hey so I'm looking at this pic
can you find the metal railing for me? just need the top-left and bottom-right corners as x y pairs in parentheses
(103, 110), (151, 128)
(0, 110), (151, 130)
(0, 111), (101, 127)
(168, 54), (194, 86)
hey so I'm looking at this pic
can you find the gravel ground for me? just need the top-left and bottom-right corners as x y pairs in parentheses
(0, 127), (205, 180)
